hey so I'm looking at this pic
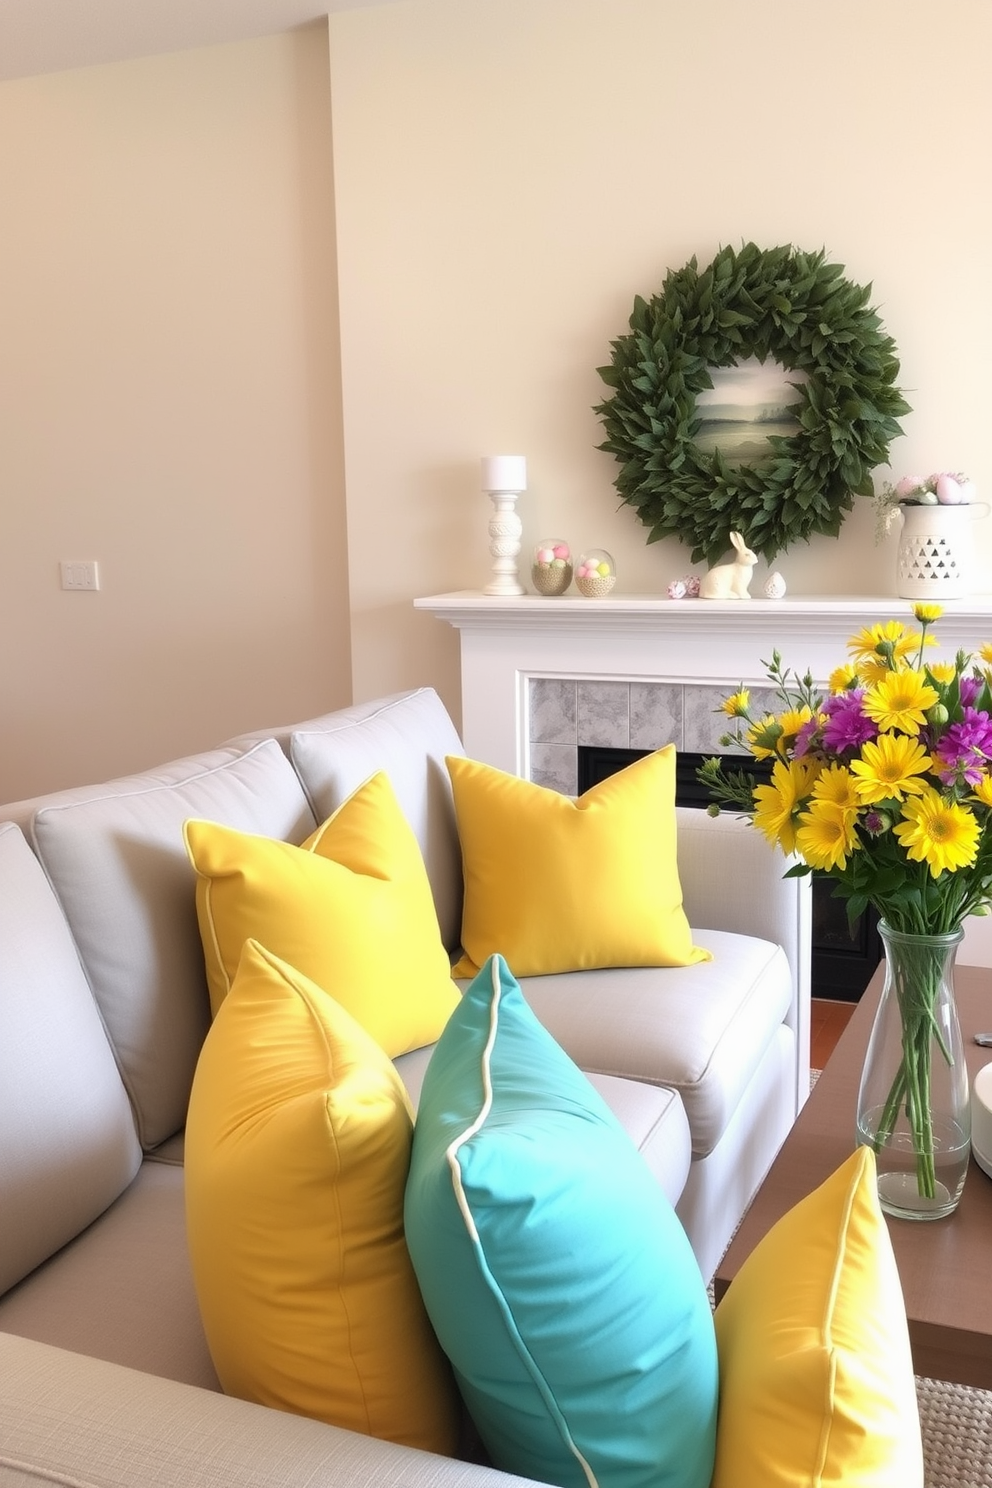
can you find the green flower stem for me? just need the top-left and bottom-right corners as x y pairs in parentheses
(869, 933), (956, 1199)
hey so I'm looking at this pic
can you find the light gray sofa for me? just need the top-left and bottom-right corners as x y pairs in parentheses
(0, 687), (810, 1488)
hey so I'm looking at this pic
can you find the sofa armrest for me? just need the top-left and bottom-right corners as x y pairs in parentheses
(675, 805), (812, 1113)
(0, 1332), (549, 1488)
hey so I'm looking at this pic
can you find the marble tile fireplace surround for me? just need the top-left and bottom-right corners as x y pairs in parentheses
(415, 591), (992, 786)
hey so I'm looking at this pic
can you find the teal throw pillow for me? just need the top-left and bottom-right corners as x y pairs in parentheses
(404, 954), (718, 1488)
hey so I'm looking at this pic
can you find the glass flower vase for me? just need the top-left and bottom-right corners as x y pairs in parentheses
(856, 921), (971, 1220)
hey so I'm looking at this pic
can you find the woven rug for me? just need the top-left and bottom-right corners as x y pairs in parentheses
(918, 1375), (992, 1487)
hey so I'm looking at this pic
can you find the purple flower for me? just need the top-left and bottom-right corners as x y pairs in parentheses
(793, 717), (821, 757)
(934, 707), (992, 786)
(822, 690), (876, 754)
(960, 675), (982, 708)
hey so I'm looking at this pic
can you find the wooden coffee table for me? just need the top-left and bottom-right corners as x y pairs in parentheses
(714, 962), (992, 1389)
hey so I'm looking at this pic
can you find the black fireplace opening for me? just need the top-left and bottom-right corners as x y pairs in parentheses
(576, 745), (881, 1003)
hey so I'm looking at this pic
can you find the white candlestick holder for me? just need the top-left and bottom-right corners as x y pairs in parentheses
(481, 456), (526, 597)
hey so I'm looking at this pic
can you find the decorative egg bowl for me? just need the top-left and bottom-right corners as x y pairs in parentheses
(532, 539), (573, 596)
(575, 549), (616, 598)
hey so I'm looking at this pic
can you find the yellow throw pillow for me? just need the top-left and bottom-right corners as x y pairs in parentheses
(184, 770), (459, 1057)
(711, 1147), (923, 1488)
(185, 938), (460, 1454)
(447, 747), (709, 977)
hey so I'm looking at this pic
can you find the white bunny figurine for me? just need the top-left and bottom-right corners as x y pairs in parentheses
(699, 531), (757, 600)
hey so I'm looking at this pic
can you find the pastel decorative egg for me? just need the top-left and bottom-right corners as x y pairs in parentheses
(764, 571), (787, 599)
(576, 549), (616, 598)
(667, 579), (688, 600)
(935, 474), (965, 505)
(532, 538), (573, 596)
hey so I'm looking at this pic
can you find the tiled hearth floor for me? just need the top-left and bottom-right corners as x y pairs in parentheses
(811, 997), (856, 1070)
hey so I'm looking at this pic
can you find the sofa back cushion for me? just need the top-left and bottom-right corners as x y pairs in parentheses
(285, 690), (465, 953)
(30, 742), (315, 1150)
(0, 822), (142, 1294)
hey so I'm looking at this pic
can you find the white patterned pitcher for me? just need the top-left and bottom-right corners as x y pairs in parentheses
(896, 502), (990, 599)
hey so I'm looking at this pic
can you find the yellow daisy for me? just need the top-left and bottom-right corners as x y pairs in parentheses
(912, 603), (944, 624)
(720, 689), (750, 719)
(828, 664), (859, 694)
(862, 670), (940, 735)
(979, 643), (992, 668)
(847, 620), (907, 662)
(854, 659), (888, 688)
(847, 622), (935, 683)
(849, 733), (933, 804)
(971, 777), (992, 809)
(893, 788), (980, 877)
(752, 758), (820, 854)
(796, 800), (860, 872)
(746, 715), (782, 761)
(774, 706), (816, 756)
(927, 662), (957, 686)
(810, 762), (859, 810)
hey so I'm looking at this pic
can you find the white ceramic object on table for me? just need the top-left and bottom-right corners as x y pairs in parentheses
(972, 1061), (992, 1179)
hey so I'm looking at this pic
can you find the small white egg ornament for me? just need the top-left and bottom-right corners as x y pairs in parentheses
(764, 571), (787, 599)
(935, 474), (966, 505)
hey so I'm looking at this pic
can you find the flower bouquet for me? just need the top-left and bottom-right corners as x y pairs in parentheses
(699, 604), (992, 1215)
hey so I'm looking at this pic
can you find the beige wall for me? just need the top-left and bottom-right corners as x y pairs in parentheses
(4, 2), (990, 800)
(329, 0), (992, 721)
(0, 24), (349, 801)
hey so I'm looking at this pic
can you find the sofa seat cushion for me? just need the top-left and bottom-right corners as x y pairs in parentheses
(515, 928), (793, 1158)
(447, 748), (710, 977)
(406, 954), (718, 1488)
(0, 1159), (218, 1390)
(584, 1073), (692, 1207)
(0, 822), (142, 1296)
(185, 939), (460, 1454)
(30, 740), (315, 1150)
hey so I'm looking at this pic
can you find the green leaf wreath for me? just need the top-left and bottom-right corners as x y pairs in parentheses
(594, 243), (911, 567)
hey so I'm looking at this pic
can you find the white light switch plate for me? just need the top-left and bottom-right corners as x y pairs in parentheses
(60, 560), (100, 591)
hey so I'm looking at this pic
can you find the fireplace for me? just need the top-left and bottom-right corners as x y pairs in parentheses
(414, 588), (992, 972)
(576, 744), (766, 808)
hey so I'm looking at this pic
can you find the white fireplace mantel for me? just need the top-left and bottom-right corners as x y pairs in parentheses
(416, 589), (992, 776)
